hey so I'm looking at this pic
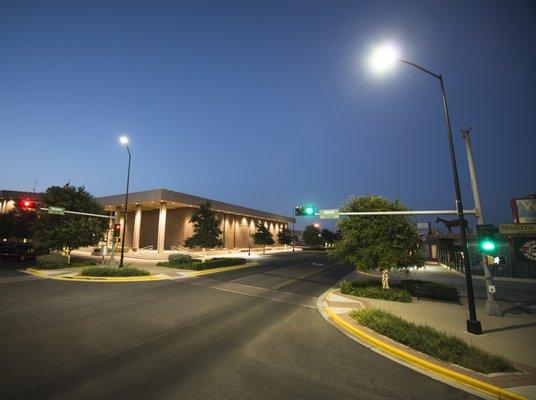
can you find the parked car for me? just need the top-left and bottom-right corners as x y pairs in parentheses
(0, 243), (35, 261)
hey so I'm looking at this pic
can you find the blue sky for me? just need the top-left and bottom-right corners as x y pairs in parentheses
(1, 0), (534, 228)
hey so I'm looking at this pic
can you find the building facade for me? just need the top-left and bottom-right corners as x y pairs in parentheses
(97, 189), (293, 253)
(0, 190), (43, 214)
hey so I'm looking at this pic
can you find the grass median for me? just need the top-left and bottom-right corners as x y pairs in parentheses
(350, 308), (516, 374)
(157, 257), (247, 271)
(80, 266), (150, 277)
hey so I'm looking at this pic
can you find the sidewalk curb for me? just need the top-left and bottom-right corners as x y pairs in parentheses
(23, 262), (259, 282)
(321, 289), (527, 400)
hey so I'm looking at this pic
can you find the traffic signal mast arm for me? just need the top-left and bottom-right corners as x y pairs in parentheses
(40, 207), (113, 219)
(296, 209), (478, 217)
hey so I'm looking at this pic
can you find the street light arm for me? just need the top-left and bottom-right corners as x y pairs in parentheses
(398, 59), (440, 79)
(126, 145), (131, 157)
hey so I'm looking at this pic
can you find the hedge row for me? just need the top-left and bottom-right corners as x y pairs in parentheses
(80, 266), (150, 277)
(350, 309), (516, 373)
(340, 280), (412, 302)
(158, 257), (247, 271)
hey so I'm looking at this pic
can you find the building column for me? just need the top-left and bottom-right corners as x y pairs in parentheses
(233, 216), (236, 249)
(222, 213), (226, 248)
(157, 202), (167, 254)
(132, 204), (142, 251)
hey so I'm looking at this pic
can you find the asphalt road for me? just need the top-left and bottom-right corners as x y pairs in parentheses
(0, 252), (478, 399)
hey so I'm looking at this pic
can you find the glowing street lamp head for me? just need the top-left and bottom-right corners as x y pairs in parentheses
(369, 44), (399, 72)
(119, 135), (129, 145)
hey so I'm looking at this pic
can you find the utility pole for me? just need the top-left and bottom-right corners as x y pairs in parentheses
(292, 208), (296, 252)
(461, 127), (503, 316)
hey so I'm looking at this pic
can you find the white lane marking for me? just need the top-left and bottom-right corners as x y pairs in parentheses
(228, 261), (314, 283)
(271, 262), (337, 290)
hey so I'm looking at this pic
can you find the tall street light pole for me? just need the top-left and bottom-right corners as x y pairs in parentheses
(370, 45), (482, 334)
(119, 135), (131, 269)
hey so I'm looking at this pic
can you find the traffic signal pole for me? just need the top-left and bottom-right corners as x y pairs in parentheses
(461, 128), (503, 317)
(292, 208), (295, 252)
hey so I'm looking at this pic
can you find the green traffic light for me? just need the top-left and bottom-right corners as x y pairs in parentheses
(480, 239), (496, 253)
(304, 206), (315, 216)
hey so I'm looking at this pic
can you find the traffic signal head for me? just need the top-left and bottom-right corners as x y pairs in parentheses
(18, 199), (36, 210)
(113, 223), (121, 236)
(295, 204), (316, 217)
(479, 238), (497, 253)
(477, 224), (497, 254)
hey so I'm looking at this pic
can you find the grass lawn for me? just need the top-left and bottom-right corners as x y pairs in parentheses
(80, 266), (150, 277)
(350, 309), (516, 374)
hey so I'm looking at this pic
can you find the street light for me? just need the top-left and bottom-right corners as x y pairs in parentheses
(119, 135), (131, 268)
(369, 44), (482, 335)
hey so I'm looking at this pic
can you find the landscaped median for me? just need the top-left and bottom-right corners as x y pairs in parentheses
(25, 253), (257, 282)
(320, 289), (530, 400)
(157, 254), (247, 271)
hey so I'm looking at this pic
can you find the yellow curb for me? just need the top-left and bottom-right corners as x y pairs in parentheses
(325, 306), (526, 400)
(61, 275), (166, 282)
(24, 268), (167, 283)
(193, 262), (258, 276)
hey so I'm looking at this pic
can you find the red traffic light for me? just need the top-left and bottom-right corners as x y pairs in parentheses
(19, 199), (36, 210)
(114, 223), (121, 236)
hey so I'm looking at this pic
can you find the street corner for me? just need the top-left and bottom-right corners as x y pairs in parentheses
(318, 288), (533, 400)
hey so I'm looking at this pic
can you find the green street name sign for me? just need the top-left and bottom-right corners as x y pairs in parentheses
(499, 223), (536, 235)
(48, 206), (65, 215)
(319, 209), (340, 219)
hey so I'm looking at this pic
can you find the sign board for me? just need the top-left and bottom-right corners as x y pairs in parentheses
(48, 206), (65, 215)
(417, 222), (431, 236)
(513, 237), (536, 262)
(499, 223), (536, 235)
(511, 197), (536, 224)
(319, 209), (340, 219)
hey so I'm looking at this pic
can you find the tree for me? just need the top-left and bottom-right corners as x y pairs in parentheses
(185, 202), (223, 260)
(0, 212), (13, 240)
(252, 221), (274, 254)
(277, 226), (292, 246)
(10, 209), (37, 241)
(321, 229), (337, 246)
(331, 195), (424, 289)
(303, 224), (322, 246)
(32, 184), (108, 263)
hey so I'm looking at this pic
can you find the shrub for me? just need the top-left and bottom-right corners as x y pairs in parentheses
(340, 280), (412, 302)
(80, 266), (150, 277)
(36, 254), (68, 269)
(160, 257), (247, 270)
(350, 309), (516, 373)
(187, 257), (247, 271)
(168, 254), (193, 265)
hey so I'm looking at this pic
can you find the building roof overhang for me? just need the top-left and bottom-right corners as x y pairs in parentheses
(96, 188), (294, 223)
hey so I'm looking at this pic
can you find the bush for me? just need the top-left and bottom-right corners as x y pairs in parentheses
(160, 257), (247, 271)
(340, 280), (412, 302)
(350, 309), (516, 373)
(168, 253), (193, 265)
(80, 266), (150, 277)
(400, 279), (460, 303)
(36, 254), (68, 269)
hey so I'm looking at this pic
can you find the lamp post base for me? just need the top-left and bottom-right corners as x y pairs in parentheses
(467, 319), (483, 335)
